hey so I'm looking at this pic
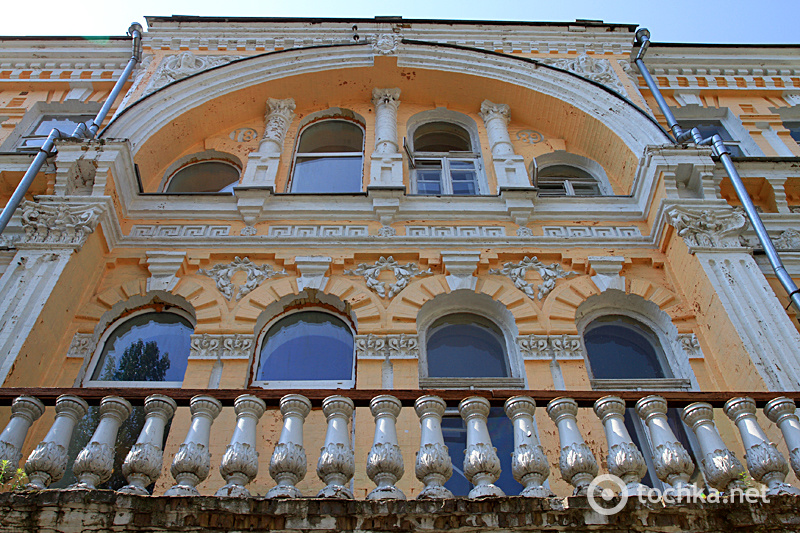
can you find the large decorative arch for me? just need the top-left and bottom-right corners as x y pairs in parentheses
(102, 41), (670, 188)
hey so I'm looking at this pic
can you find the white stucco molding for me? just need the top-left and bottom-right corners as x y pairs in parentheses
(145, 251), (187, 292)
(667, 206), (749, 253)
(355, 334), (419, 360)
(441, 251), (481, 291)
(294, 256), (332, 291)
(102, 43), (669, 157)
(588, 256), (626, 292)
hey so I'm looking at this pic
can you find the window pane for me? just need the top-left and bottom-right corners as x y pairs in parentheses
(166, 161), (240, 193)
(427, 313), (508, 378)
(538, 165), (596, 182)
(442, 407), (516, 496)
(449, 161), (479, 196)
(537, 181), (568, 196)
(571, 181), (601, 196)
(297, 121), (363, 153)
(92, 312), (192, 382)
(583, 316), (667, 380)
(257, 311), (354, 382)
(414, 122), (472, 152)
(291, 156), (363, 193)
(786, 122), (800, 144)
(416, 162), (443, 195)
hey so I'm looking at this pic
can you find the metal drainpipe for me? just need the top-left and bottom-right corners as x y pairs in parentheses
(632, 28), (800, 315)
(0, 23), (143, 236)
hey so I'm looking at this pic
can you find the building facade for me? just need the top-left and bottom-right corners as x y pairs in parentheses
(0, 16), (799, 531)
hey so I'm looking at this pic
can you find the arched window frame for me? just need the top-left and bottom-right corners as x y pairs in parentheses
(287, 114), (366, 194)
(251, 306), (357, 390)
(406, 109), (488, 196)
(417, 290), (525, 389)
(82, 306), (196, 388)
(532, 151), (612, 196)
(575, 289), (698, 391)
(575, 289), (704, 491)
(160, 150), (242, 193)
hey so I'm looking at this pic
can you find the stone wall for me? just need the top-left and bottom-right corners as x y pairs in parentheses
(0, 491), (799, 533)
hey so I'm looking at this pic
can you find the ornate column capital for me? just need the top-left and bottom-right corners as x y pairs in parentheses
(415, 395), (447, 419)
(372, 87), (401, 109)
(667, 206), (749, 251)
(259, 97), (296, 153)
(504, 396), (536, 420)
(634, 395), (668, 423)
(19, 201), (102, 249)
(479, 100), (511, 123)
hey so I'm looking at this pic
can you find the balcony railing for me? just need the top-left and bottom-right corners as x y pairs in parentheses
(0, 388), (799, 500)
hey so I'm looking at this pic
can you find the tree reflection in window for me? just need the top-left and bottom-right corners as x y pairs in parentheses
(90, 312), (192, 383)
(60, 312), (191, 490)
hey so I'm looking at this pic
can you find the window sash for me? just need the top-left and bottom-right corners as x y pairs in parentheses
(413, 157), (480, 195)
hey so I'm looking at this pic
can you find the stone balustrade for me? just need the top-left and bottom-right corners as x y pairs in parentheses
(1, 390), (799, 501)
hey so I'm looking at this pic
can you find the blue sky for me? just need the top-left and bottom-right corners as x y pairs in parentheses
(2, 0), (798, 44)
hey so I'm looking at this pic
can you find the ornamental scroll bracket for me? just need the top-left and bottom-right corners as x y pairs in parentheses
(489, 256), (576, 300)
(344, 256), (432, 298)
(198, 257), (286, 301)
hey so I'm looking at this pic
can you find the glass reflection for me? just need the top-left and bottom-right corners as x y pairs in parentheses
(92, 312), (192, 382)
(583, 316), (667, 379)
(257, 311), (354, 382)
(427, 313), (508, 378)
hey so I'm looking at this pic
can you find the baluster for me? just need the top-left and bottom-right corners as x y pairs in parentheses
(547, 397), (599, 495)
(724, 397), (799, 495)
(764, 397), (800, 479)
(635, 395), (695, 490)
(216, 394), (266, 497)
(25, 395), (88, 489)
(316, 395), (355, 498)
(414, 395), (453, 499)
(682, 402), (746, 493)
(71, 396), (132, 489)
(594, 396), (647, 496)
(0, 396), (45, 470)
(164, 395), (222, 496)
(119, 394), (177, 495)
(367, 394), (405, 500)
(504, 396), (552, 497)
(267, 394), (312, 498)
(459, 396), (504, 498)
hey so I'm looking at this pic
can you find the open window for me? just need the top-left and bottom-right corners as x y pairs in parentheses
(532, 151), (611, 196)
(0, 101), (101, 152)
(289, 119), (364, 193)
(407, 111), (486, 196)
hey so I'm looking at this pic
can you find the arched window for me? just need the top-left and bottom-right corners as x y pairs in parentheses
(290, 119), (364, 193)
(254, 310), (355, 388)
(577, 292), (703, 490)
(536, 165), (601, 196)
(408, 114), (485, 196)
(161, 150), (242, 193)
(532, 151), (611, 196)
(426, 313), (508, 378)
(86, 310), (193, 386)
(583, 315), (670, 380)
(165, 161), (240, 193)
